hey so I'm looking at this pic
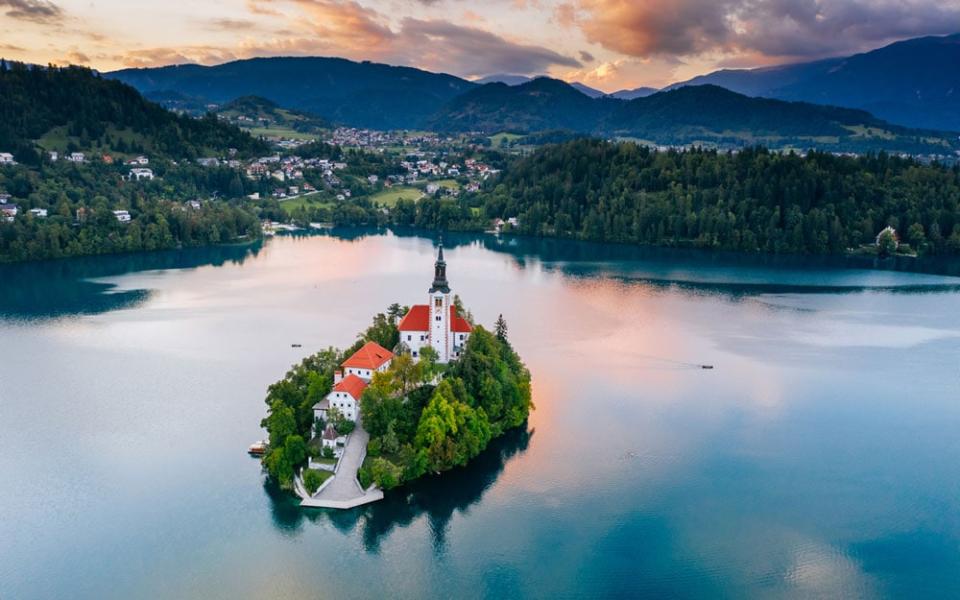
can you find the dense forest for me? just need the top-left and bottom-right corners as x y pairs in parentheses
(479, 140), (960, 256)
(0, 61), (268, 164)
(0, 161), (261, 262)
(260, 308), (532, 493)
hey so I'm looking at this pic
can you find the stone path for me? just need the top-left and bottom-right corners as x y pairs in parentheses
(300, 413), (383, 509)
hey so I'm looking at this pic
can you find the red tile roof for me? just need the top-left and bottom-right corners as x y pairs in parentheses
(451, 306), (472, 333)
(398, 305), (429, 331)
(332, 373), (368, 399)
(342, 341), (394, 370)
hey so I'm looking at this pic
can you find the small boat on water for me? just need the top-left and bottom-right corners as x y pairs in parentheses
(291, 343), (302, 348)
(248, 440), (268, 455)
(701, 364), (714, 370)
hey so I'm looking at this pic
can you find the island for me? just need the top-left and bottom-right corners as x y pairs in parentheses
(258, 242), (533, 508)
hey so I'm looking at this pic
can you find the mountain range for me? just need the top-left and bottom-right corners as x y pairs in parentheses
(111, 57), (474, 130)
(426, 78), (957, 154)
(669, 33), (960, 131)
(475, 74), (606, 98)
(103, 33), (960, 153)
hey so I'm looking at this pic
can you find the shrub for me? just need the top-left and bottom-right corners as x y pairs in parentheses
(367, 437), (382, 457)
(321, 445), (335, 459)
(357, 463), (373, 489)
(370, 457), (403, 490)
(338, 420), (356, 435)
(303, 469), (329, 494)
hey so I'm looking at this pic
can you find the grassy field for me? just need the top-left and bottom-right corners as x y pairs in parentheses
(430, 179), (461, 190)
(280, 193), (333, 214)
(489, 132), (524, 147)
(36, 125), (152, 155)
(369, 186), (423, 207)
(244, 126), (317, 140)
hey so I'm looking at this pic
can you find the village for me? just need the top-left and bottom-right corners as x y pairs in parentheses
(0, 126), (506, 231)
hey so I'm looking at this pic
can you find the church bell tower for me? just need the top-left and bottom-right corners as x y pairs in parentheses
(429, 240), (451, 361)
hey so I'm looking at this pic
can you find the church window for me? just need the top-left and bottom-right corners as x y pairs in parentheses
(434, 297), (443, 308)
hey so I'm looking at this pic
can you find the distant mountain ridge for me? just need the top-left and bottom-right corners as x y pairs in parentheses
(110, 56), (476, 130)
(474, 74), (605, 98)
(427, 78), (958, 154)
(668, 33), (960, 130)
(105, 38), (960, 153)
(608, 87), (658, 100)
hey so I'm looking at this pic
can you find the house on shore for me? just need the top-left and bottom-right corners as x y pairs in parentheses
(313, 341), (392, 427)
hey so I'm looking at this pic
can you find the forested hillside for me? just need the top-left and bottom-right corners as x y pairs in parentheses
(110, 57), (476, 130)
(0, 161), (261, 262)
(480, 140), (960, 256)
(0, 61), (268, 164)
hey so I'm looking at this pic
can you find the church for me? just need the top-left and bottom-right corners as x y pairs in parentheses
(397, 242), (472, 363)
(314, 242), (471, 429)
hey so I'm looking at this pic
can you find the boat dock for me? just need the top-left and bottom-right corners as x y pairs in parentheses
(298, 414), (383, 509)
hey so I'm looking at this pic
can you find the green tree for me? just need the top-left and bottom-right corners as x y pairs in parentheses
(877, 229), (898, 256)
(495, 314), (508, 341)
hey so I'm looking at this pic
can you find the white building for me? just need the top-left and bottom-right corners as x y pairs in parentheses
(341, 341), (393, 382)
(67, 152), (85, 163)
(29, 208), (48, 218)
(1, 203), (18, 222)
(320, 423), (341, 450)
(128, 168), (154, 181)
(397, 243), (472, 363)
(113, 210), (131, 223)
(0, 152), (15, 165)
(321, 373), (367, 423)
(48, 151), (59, 162)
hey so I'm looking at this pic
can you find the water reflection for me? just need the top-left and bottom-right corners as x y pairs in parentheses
(336, 227), (960, 291)
(0, 242), (262, 320)
(265, 427), (533, 553)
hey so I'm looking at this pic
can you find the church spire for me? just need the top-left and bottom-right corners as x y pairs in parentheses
(429, 238), (450, 293)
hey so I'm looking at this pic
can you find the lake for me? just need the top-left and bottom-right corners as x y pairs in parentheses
(2, 230), (959, 599)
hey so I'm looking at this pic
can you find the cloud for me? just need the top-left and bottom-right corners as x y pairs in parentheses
(61, 49), (90, 64)
(730, 0), (960, 58)
(206, 18), (259, 31)
(574, 0), (735, 57)
(115, 2), (581, 79)
(0, 0), (62, 23)
(570, 0), (960, 61)
(394, 18), (581, 77)
(115, 46), (240, 68)
(579, 50), (595, 62)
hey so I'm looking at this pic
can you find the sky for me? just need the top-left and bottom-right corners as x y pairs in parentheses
(1, 0), (959, 91)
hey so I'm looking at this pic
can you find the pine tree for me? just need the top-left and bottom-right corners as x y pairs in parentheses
(495, 314), (508, 342)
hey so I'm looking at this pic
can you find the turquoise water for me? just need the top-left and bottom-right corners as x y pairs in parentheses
(2, 231), (959, 599)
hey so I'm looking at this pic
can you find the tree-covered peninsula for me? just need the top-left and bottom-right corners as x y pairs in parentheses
(478, 139), (960, 257)
(259, 306), (532, 495)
